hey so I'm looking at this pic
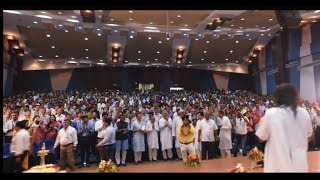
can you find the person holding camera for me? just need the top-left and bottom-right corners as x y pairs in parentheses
(233, 111), (248, 157)
(53, 118), (78, 171)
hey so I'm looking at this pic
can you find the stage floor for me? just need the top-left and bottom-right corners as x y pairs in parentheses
(74, 151), (320, 173)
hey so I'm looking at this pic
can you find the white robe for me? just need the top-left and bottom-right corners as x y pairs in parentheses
(146, 121), (159, 149)
(159, 117), (173, 150)
(131, 120), (145, 152)
(256, 107), (313, 172)
(219, 116), (232, 150)
(172, 116), (183, 148)
(194, 119), (204, 150)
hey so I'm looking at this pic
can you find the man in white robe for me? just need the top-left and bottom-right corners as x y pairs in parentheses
(218, 110), (232, 158)
(256, 106), (313, 172)
(172, 110), (185, 160)
(159, 110), (173, 160)
(146, 115), (159, 161)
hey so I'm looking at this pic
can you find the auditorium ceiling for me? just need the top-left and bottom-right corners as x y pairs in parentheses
(3, 10), (320, 71)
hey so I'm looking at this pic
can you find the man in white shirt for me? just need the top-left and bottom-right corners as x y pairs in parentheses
(172, 110), (185, 160)
(54, 119), (78, 171)
(194, 112), (204, 160)
(159, 110), (173, 160)
(3, 111), (19, 143)
(218, 110), (232, 158)
(198, 111), (218, 160)
(233, 111), (248, 157)
(94, 112), (107, 162)
(313, 106), (320, 150)
(10, 120), (30, 173)
(55, 108), (65, 123)
(97, 118), (116, 163)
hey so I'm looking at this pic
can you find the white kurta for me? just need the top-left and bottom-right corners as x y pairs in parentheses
(159, 117), (173, 150)
(172, 116), (183, 148)
(256, 107), (313, 172)
(219, 116), (232, 150)
(131, 120), (146, 152)
(194, 119), (204, 150)
(146, 121), (159, 149)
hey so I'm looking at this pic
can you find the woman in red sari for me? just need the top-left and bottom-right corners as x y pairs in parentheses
(45, 115), (60, 140)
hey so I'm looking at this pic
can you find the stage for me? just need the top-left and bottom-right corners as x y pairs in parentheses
(74, 151), (320, 173)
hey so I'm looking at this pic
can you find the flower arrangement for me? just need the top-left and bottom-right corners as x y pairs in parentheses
(97, 160), (118, 173)
(183, 154), (201, 167)
(25, 164), (61, 173)
(247, 147), (264, 161)
(230, 164), (247, 173)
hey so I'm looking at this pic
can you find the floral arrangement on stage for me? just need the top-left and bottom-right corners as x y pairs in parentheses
(25, 164), (61, 173)
(230, 163), (247, 173)
(247, 147), (264, 161)
(183, 154), (201, 167)
(97, 159), (118, 173)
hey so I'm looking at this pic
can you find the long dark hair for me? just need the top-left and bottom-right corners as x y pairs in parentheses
(273, 83), (299, 117)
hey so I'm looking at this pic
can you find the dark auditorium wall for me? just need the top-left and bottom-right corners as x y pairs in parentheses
(16, 67), (253, 92)
(253, 22), (320, 101)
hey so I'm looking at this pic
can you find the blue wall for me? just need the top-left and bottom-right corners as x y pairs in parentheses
(66, 68), (87, 90)
(228, 73), (248, 91)
(160, 70), (173, 92)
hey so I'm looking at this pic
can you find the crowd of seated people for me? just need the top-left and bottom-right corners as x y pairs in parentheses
(3, 89), (320, 171)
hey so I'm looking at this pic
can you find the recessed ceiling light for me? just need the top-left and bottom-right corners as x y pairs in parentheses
(218, 66), (220, 68)
(195, 38), (199, 41)
(269, 18), (273, 21)
(65, 30), (68, 32)
(71, 16), (77, 19)
(268, 34), (271, 36)
(129, 11), (133, 13)
(130, 35), (133, 38)
(98, 33), (101, 36)
(71, 58), (74, 60)
(201, 58), (204, 61)
(39, 56), (42, 58)
(170, 21), (174, 24)
(58, 11), (62, 15)
(231, 24), (234, 27)
(3, 10), (21, 14)
(149, 22), (153, 25)
(50, 61), (52, 64)
(177, 15), (181, 18)
(147, 61), (149, 63)
(183, 33), (187, 36)
(261, 33), (264, 36)
(100, 60), (103, 62)
(228, 34), (231, 37)
(85, 38), (88, 40)
(113, 65), (115, 67)
(138, 51), (141, 53)
(208, 66), (210, 68)
(157, 51), (160, 54)
(157, 66), (159, 68)
(85, 49), (88, 51)
(125, 61), (128, 63)
(46, 34), (50, 37)
(110, 18), (114, 21)
(86, 57), (89, 59)
(65, 62), (67, 64)
(90, 64), (92, 66)
(189, 61), (191, 64)
(249, 39), (252, 40)
(256, 25), (259, 27)
(206, 41), (209, 43)
(97, 28), (101, 31)
(262, 26), (266, 29)
(230, 50), (233, 53)
(148, 37), (152, 40)
(129, 18), (133, 21)
(114, 30), (117, 32)
(204, 51), (207, 53)
(33, 21), (38, 24)
(55, 55), (58, 58)
(212, 61), (214, 63)
(179, 28), (191, 31)
(155, 59), (158, 61)
(58, 24), (63, 27)
(240, 27), (243, 29)
(67, 19), (79, 23)
(241, 18), (245, 21)
(223, 39), (225, 41)
(226, 58), (228, 61)
(51, 46), (55, 48)
(27, 26), (30, 28)
(138, 58), (141, 61)
(184, 24), (188, 27)
(246, 34), (250, 36)
(167, 61), (169, 63)
(236, 41), (239, 43)
(36, 15), (52, 19)
(236, 61), (238, 63)
(159, 41), (162, 44)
